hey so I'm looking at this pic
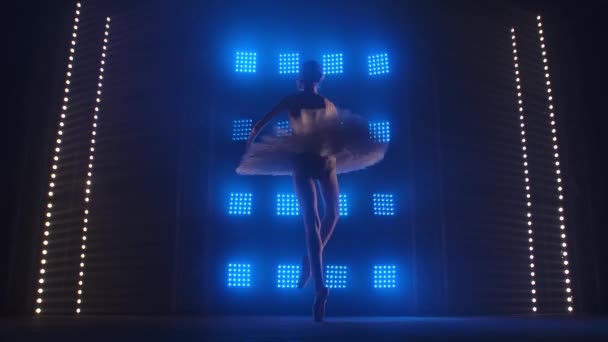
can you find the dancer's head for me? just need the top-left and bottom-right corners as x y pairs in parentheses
(297, 60), (324, 92)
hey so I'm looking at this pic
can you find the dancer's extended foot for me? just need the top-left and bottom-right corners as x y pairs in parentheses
(313, 286), (329, 322)
(297, 255), (311, 289)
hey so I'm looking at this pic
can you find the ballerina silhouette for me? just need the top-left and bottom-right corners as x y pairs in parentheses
(237, 60), (387, 322)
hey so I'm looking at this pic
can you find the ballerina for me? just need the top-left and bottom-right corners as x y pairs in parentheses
(236, 60), (387, 322)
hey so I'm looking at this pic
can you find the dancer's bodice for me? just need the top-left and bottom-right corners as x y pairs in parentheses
(286, 93), (338, 135)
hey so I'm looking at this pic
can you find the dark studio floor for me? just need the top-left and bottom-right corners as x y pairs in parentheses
(2, 315), (608, 341)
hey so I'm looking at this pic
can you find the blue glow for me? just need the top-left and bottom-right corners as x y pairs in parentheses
(276, 193), (299, 216)
(369, 121), (391, 143)
(275, 120), (292, 136)
(325, 265), (348, 289)
(235, 51), (257, 73)
(277, 265), (300, 288)
(368, 53), (390, 75)
(279, 53), (299, 74)
(373, 265), (397, 288)
(322, 53), (344, 74)
(232, 119), (252, 141)
(228, 193), (252, 215)
(339, 194), (349, 216)
(373, 193), (395, 216)
(227, 263), (251, 288)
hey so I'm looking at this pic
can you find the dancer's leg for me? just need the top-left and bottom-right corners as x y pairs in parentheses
(318, 168), (340, 248)
(293, 172), (325, 293)
(298, 167), (339, 289)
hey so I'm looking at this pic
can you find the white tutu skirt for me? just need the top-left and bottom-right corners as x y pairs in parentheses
(236, 111), (389, 176)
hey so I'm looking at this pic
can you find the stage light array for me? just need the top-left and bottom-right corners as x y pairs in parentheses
(373, 193), (395, 216)
(326, 265), (348, 289)
(277, 265), (300, 288)
(228, 193), (252, 215)
(275, 120), (292, 136)
(232, 119), (252, 141)
(227, 263), (251, 288)
(368, 53), (390, 75)
(235, 52), (257, 73)
(338, 194), (349, 216)
(276, 193), (299, 216)
(369, 121), (391, 143)
(536, 16), (573, 313)
(510, 27), (538, 313)
(322, 53), (343, 74)
(279, 53), (299, 74)
(75, 16), (111, 315)
(373, 265), (396, 288)
(35, 2), (83, 315)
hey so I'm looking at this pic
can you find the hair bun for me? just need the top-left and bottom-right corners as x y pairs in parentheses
(300, 60), (323, 83)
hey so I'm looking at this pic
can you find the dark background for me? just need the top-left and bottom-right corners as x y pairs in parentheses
(3, 0), (606, 316)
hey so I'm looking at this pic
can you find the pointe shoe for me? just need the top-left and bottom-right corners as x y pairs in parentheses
(297, 255), (311, 289)
(313, 286), (329, 322)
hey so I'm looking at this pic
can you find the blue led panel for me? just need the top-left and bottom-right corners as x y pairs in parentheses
(275, 120), (292, 136)
(277, 265), (300, 288)
(368, 53), (390, 75)
(369, 121), (391, 143)
(279, 53), (300, 74)
(232, 119), (252, 141)
(322, 53), (343, 74)
(373, 265), (397, 288)
(325, 265), (348, 289)
(228, 193), (252, 215)
(227, 263), (251, 288)
(235, 52), (257, 73)
(373, 193), (395, 216)
(339, 194), (349, 216)
(277, 193), (299, 216)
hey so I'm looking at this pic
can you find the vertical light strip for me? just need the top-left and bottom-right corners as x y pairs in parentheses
(35, 2), (83, 316)
(75, 16), (111, 315)
(535, 15), (573, 313)
(510, 28), (538, 313)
